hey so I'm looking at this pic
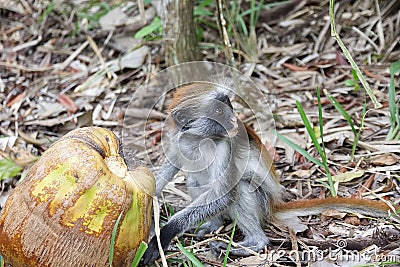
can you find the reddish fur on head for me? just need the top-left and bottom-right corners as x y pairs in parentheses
(168, 83), (219, 112)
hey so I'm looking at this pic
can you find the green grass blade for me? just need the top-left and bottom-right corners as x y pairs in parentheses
(389, 65), (396, 126)
(131, 242), (148, 267)
(237, 16), (248, 36)
(317, 88), (335, 195)
(389, 61), (400, 123)
(176, 242), (204, 267)
(295, 100), (337, 196)
(327, 95), (356, 135)
(254, 0), (264, 27)
(109, 212), (123, 267)
(395, 130), (400, 140)
(38, 2), (55, 24)
(388, 125), (399, 141)
(316, 87), (325, 152)
(223, 214), (238, 266)
(350, 93), (367, 160)
(249, 0), (256, 28)
(296, 101), (324, 158)
(194, 0), (213, 16)
(275, 131), (324, 168)
(387, 61), (400, 140)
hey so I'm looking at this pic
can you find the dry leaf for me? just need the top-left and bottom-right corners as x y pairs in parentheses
(119, 46), (149, 69)
(283, 216), (309, 233)
(58, 94), (79, 113)
(0, 136), (17, 151)
(5, 91), (26, 108)
(344, 216), (361, 226)
(289, 169), (312, 178)
(36, 102), (64, 119)
(369, 154), (398, 166)
(12, 147), (38, 166)
(18, 130), (50, 146)
(99, 7), (128, 30)
(282, 62), (309, 71)
(321, 209), (346, 220)
(335, 50), (349, 65)
(328, 224), (351, 237)
(319, 170), (364, 183)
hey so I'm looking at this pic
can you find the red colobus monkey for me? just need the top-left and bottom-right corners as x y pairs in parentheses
(142, 82), (397, 264)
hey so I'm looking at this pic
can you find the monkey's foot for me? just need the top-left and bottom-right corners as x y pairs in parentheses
(210, 238), (268, 257)
(195, 218), (223, 239)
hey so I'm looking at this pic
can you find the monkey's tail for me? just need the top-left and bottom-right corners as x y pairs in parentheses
(273, 197), (399, 222)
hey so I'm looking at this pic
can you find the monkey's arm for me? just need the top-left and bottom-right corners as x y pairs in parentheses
(142, 188), (235, 264)
(155, 160), (180, 196)
(274, 197), (399, 221)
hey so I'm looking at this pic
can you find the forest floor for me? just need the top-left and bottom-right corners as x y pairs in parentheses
(1, 0), (400, 266)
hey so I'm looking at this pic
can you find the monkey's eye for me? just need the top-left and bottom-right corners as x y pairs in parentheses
(214, 107), (223, 115)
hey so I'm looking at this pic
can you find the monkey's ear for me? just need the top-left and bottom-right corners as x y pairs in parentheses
(171, 108), (192, 130)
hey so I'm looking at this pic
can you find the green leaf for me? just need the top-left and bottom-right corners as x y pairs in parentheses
(223, 213), (237, 266)
(134, 17), (161, 39)
(109, 212), (123, 267)
(176, 242), (204, 267)
(0, 157), (22, 181)
(296, 101), (324, 158)
(344, 79), (356, 87)
(316, 87), (324, 147)
(275, 132), (324, 168)
(194, 0), (213, 16)
(327, 95), (356, 135)
(390, 60), (400, 73)
(316, 89), (336, 196)
(351, 69), (359, 82)
(131, 242), (148, 267)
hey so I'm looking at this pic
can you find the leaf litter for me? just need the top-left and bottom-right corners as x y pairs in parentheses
(0, 0), (399, 266)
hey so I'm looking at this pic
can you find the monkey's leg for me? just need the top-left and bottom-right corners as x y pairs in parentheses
(210, 188), (269, 257)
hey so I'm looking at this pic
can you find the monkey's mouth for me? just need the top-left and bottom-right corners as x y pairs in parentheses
(227, 128), (238, 137)
(226, 116), (239, 137)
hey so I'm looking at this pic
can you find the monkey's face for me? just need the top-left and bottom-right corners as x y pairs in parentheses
(171, 94), (239, 138)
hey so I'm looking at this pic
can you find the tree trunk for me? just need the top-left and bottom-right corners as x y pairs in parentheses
(163, 0), (199, 65)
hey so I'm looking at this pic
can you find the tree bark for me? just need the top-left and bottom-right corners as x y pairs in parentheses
(163, 0), (199, 65)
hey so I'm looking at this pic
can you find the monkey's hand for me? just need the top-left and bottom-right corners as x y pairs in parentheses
(142, 222), (180, 265)
(210, 236), (269, 257)
(141, 236), (160, 265)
